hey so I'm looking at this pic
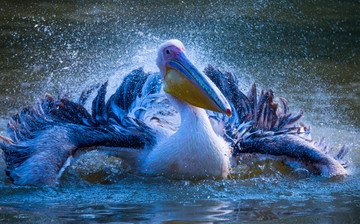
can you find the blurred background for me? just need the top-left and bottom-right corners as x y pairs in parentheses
(0, 0), (359, 223)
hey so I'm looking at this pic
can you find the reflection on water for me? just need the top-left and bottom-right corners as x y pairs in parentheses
(0, 199), (348, 223)
(0, 0), (359, 223)
(0, 176), (359, 223)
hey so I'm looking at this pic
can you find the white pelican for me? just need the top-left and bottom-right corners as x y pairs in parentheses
(0, 40), (349, 186)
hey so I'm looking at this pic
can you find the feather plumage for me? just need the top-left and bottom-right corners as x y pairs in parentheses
(0, 41), (349, 186)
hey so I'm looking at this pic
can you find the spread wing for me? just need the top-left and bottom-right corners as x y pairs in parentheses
(0, 65), (350, 186)
(0, 68), (160, 186)
(205, 65), (349, 176)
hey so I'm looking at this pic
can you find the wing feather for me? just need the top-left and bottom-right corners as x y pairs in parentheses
(0, 68), (158, 186)
(205, 65), (349, 176)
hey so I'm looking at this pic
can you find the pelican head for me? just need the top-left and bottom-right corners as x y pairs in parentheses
(156, 39), (231, 117)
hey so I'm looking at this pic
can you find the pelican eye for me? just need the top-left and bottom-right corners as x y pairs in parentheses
(165, 49), (171, 55)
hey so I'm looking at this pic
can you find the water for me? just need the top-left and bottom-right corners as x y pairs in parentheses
(0, 0), (359, 223)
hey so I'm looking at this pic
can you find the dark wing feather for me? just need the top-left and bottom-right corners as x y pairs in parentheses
(0, 68), (157, 186)
(205, 65), (348, 175)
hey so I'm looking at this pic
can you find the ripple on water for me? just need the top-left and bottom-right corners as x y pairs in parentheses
(0, 0), (359, 222)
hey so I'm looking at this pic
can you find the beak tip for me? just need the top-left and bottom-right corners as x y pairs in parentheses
(226, 108), (232, 117)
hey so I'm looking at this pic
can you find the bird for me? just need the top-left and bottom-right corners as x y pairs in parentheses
(0, 39), (349, 186)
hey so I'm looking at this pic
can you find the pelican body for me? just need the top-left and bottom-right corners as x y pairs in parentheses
(143, 40), (231, 178)
(0, 40), (349, 186)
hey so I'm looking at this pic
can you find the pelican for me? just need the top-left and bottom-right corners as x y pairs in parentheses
(0, 40), (349, 186)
